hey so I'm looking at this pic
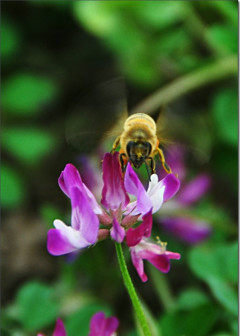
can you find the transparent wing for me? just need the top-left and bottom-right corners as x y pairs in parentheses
(129, 104), (212, 165)
(65, 78), (129, 154)
(156, 105), (212, 164)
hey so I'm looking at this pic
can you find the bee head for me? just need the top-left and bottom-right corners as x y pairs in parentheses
(126, 141), (152, 168)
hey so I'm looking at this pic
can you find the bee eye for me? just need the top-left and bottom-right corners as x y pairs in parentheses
(126, 141), (136, 157)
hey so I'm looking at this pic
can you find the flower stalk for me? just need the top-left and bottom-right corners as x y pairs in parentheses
(115, 242), (152, 336)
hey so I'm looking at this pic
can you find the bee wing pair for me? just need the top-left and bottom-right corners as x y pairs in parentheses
(65, 77), (210, 166)
(65, 77), (128, 154)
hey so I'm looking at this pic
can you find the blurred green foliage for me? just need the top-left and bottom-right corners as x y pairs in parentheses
(2, 73), (58, 116)
(16, 282), (59, 331)
(1, 1), (237, 336)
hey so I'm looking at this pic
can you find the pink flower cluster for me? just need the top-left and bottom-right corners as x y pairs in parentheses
(47, 152), (181, 282)
(37, 312), (119, 336)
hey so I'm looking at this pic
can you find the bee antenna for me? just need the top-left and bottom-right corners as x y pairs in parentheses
(144, 160), (151, 181)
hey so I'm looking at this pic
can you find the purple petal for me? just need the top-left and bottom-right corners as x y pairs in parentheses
(47, 220), (96, 256)
(53, 318), (67, 336)
(161, 173), (180, 202)
(47, 227), (80, 256)
(58, 163), (83, 197)
(69, 187), (99, 244)
(177, 174), (211, 205)
(160, 217), (212, 244)
(59, 164), (103, 215)
(101, 153), (130, 211)
(124, 163), (152, 215)
(126, 210), (152, 247)
(111, 217), (125, 243)
(89, 312), (119, 336)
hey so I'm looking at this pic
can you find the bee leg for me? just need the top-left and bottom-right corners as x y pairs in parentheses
(156, 148), (172, 174)
(120, 153), (127, 172)
(110, 136), (120, 154)
(148, 157), (156, 174)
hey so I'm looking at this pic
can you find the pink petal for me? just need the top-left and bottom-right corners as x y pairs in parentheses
(101, 153), (130, 211)
(47, 228), (80, 256)
(89, 312), (119, 336)
(126, 210), (152, 247)
(130, 248), (148, 282)
(178, 174), (211, 205)
(59, 163), (102, 215)
(53, 318), (67, 336)
(161, 173), (180, 202)
(69, 187), (99, 243)
(124, 163), (152, 215)
(111, 217), (125, 243)
(47, 220), (95, 256)
(58, 163), (83, 197)
(148, 254), (171, 273)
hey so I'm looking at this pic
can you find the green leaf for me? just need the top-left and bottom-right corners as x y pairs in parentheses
(66, 303), (112, 336)
(208, 277), (238, 317)
(73, 1), (120, 36)
(1, 18), (20, 59)
(134, 1), (187, 29)
(212, 88), (238, 147)
(188, 242), (238, 316)
(2, 74), (58, 116)
(177, 289), (210, 310)
(206, 1), (238, 26)
(16, 282), (59, 331)
(189, 242), (238, 284)
(1, 127), (56, 165)
(159, 304), (217, 336)
(207, 25), (238, 54)
(1, 164), (26, 209)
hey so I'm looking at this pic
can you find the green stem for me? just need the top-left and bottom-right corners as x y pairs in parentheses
(115, 243), (152, 336)
(149, 265), (175, 313)
(132, 55), (237, 115)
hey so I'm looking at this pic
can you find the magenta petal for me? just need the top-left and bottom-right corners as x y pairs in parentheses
(141, 210), (153, 238)
(53, 318), (67, 336)
(58, 163), (83, 197)
(124, 163), (152, 214)
(111, 217), (125, 243)
(148, 254), (171, 273)
(126, 210), (152, 247)
(89, 312), (119, 336)
(178, 174), (211, 205)
(70, 187), (99, 243)
(126, 227), (144, 247)
(130, 248), (148, 282)
(101, 153), (130, 211)
(162, 173), (180, 202)
(47, 228), (79, 256)
(103, 316), (119, 335)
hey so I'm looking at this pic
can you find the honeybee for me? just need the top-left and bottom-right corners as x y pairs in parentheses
(111, 112), (172, 175)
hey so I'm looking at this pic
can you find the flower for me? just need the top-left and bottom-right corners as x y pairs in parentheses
(37, 313), (119, 336)
(37, 318), (66, 336)
(47, 152), (180, 256)
(157, 146), (212, 244)
(47, 163), (100, 255)
(126, 210), (181, 282)
(89, 312), (119, 336)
